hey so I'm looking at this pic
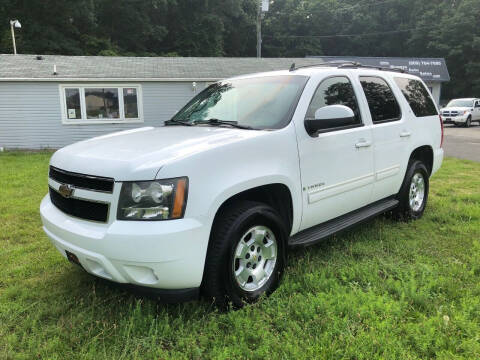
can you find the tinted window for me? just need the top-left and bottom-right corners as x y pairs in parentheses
(360, 77), (401, 123)
(394, 77), (438, 117)
(306, 76), (362, 127)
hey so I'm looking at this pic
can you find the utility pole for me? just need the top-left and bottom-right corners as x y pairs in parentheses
(10, 20), (21, 55)
(257, 0), (269, 58)
(256, 1), (262, 58)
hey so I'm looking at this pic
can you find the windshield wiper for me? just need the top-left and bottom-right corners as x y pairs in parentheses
(164, 119), (194, 126)
(193, 118), (254, 130)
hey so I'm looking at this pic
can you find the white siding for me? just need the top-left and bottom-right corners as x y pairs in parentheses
(424, 81), (441, 106)
(0, 81), (204, 149)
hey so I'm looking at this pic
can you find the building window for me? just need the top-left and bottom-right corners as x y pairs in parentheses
(123, 88), (139, 118)
(60, 85), (143, 124)
(65, 88), (81, 120)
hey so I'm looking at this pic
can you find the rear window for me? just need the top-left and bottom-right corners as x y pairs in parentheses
(394, 78), (438, 117)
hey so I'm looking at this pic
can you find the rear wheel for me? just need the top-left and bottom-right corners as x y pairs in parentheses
(202, 201), (287, 308)
(393, 160), (429, 220)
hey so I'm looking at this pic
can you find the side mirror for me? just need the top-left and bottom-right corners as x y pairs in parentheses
(305, 105), (356, 135)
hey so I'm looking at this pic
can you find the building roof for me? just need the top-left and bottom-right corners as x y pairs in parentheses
(309, 56), (450, 82)
(0, 54), (449, 82)
(0, 54), (326, 82)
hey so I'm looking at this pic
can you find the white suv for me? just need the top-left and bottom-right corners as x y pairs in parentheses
(40, 63), (444, 306)
(440, 98), (480, 127)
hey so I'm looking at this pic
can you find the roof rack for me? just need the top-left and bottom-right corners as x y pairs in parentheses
(289, 61), (358, 72)
(289, 61), (406, 73)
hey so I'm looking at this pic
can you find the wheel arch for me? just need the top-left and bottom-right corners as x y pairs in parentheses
(201, 183), (295, 296)
(210, 183), (295, 238)
(409, 145), (434, 175)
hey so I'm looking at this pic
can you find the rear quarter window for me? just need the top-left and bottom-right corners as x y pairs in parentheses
(394, 77), (438, 117)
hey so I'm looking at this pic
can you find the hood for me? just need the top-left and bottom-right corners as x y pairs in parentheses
(441, 106), (472, 112)
(50, 126), (263, 181)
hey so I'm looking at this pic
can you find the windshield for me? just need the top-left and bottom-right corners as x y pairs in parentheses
(446, 99), (474, 108)
(171, 75), (308, 130)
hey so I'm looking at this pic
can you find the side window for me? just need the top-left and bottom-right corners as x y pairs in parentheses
(360, 76), (401, 123)
(305, 76), (362, 128)
(394, 77), (438, 117)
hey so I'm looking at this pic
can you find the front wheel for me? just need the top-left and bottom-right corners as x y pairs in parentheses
(465, 116), (471, 128)
(393, 160), (429, 220)
(201, 201), (287, 308)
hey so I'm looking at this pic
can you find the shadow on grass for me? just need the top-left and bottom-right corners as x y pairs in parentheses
(288, 215), (396, 260)
(27, 214), (398, 324)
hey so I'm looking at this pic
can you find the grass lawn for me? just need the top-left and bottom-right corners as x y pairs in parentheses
(0, 152), (479, 359)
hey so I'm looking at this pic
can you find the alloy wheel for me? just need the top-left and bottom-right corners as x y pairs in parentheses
(232, 225), (277, 292)
(409, 173), (425, 212)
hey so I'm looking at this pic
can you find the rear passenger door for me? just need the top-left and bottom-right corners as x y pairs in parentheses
(357, 76), (409, 202)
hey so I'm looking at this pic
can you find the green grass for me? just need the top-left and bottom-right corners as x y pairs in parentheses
(0, 152), (479, 359)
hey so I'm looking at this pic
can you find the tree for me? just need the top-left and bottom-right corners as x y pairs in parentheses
(0, 0), (478, 98)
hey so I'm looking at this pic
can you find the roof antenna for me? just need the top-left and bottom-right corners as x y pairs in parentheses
(289, 63), (296, 72)
(53, 64), (57, 75)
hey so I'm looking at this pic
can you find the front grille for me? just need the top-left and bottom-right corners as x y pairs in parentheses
(49, 186), (109, 222)
(442, 110), (459, 117)
(49, 166), (114, 193)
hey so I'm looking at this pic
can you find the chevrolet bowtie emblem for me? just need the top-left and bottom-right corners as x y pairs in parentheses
(58, 184), (75, 198)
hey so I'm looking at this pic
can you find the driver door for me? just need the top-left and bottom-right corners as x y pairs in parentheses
(475, 100), (480, 121)
(295, 74), (374, 231)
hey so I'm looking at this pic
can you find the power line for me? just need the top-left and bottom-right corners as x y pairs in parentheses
(264, 27), (426, 40)
(331, 0), (401, 13)
(263, 20), (472, 40)
(264, 0), (445, 40)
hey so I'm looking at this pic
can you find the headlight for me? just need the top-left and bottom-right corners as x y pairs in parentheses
(117, 177), (188, 220)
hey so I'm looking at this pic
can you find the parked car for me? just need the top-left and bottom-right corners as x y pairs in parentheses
(440, 98), (480, 127)
(40, 63), (444, 307)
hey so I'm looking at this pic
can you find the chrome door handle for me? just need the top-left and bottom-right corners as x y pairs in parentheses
(355, 140), (372, 148)
(399, 131), (412, 138)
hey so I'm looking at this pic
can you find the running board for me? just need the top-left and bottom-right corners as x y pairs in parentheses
(289, 198), (399, 248)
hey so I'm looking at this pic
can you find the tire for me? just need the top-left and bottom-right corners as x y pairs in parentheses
(465, 116), (471, 128)
(201, 201), (287, 308)
(392, 160), (429, 221)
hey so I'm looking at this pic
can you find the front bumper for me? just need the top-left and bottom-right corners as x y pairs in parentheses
(442, 114), (468, 124)
(40, 195), (210, 293)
